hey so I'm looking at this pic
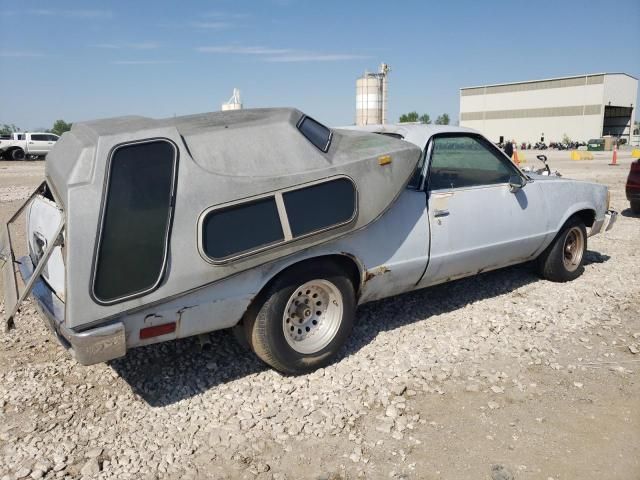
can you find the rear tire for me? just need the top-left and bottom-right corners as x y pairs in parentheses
(245, 261), (356, 375)
(10, 148), (25, 161)
(536, 217), (587, 282)
(631, 200), (640, 214)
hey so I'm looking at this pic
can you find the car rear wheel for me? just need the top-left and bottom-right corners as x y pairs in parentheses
(244, 261), (356, 375)
(631, 200), (640, 214)
(10, 148), (25, 161)
(536, 216), (587, 282)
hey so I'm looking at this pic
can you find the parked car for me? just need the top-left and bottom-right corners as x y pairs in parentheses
(0, 109), (617, 375)
(587, 138), (604, 151)
(0, 132), (59, 160)
(626, 159), (640, 213)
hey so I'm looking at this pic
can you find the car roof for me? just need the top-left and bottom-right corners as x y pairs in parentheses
(339, 124), (480, 150)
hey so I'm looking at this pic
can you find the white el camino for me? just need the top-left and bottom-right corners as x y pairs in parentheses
(0, 109), (617, 374)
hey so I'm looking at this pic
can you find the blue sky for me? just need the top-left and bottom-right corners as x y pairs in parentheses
(1, 0), (639, 130)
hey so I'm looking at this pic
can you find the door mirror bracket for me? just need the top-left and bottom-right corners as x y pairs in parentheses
(509, 175), (526, 193)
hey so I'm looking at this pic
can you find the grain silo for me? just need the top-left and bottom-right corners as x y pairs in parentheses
(355, 63), (390, 126)
(221, 88), (243, 111)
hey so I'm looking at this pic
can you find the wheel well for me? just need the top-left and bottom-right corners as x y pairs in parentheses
(572, 209), (595, 227)
(273, 254), (362, 294)
(240, 254), (362, 326)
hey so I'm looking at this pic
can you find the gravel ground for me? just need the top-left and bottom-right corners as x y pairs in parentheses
(0, 151), (639, 480)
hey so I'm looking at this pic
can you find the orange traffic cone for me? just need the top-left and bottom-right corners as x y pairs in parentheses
(512, 146), (520, 166)
(609, 145), (618, 166)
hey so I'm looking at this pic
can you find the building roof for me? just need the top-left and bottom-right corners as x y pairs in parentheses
(460, 72), (637, 91)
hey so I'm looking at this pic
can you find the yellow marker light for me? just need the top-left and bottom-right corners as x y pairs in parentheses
(378, 155), (392, 166)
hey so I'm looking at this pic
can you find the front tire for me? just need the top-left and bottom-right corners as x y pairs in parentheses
(245, 261), (356, 375)
(536, 217), (587, 282)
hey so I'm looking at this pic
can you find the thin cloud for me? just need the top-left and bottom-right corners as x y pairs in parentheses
(93, 42), (159, 50)
(265, 53), (371, 62)
(112, 60), (177, 65)
(190, 21), (234, 29)
(0, 51), (44, 58)
(26, 9), (113, 18)
(203, 11), (249, 19)
(196, 45), (370, 62)
(197, 45), (293, 55)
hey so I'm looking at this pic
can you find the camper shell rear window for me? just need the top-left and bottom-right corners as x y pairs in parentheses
(92, 139), (178, 304)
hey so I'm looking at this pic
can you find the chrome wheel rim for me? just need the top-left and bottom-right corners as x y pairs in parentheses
(563, 226), (584, 272)
(282, 279), (343, 354)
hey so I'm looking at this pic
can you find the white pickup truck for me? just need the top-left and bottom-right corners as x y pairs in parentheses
(0, 132), (59, 160)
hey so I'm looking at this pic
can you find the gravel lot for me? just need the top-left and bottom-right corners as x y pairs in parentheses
(1, 151), (639, 480)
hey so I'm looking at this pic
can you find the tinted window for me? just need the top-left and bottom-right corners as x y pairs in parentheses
(48, 134), (59, 142)
(94, 140), (176, 302)
(283, 178), (356, 237)
(297, 116), (332, 152)
(202, 197), (284, 260)
(428, 136), (514, 191)
(31, 134), (48, 141)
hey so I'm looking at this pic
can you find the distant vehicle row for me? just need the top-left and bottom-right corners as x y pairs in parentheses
(0, 132), (59, 160)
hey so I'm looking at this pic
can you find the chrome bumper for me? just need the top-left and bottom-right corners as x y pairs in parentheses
(17, 256), (126, 365)
(589, 209), (618, 236)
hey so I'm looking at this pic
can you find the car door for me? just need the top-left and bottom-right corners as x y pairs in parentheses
(418, 133), (548, 287)
(28, 134), (48, 155)
(45, 134), (59, 155)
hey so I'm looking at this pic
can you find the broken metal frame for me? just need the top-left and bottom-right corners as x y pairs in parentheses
(1, 181), (65, 332)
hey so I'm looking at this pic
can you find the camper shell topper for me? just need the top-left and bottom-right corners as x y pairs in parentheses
(1, 107), (420, 370)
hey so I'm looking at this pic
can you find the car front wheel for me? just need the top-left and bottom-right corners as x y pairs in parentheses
(537, 217), (587, 282)
(244, 261), (356, 375)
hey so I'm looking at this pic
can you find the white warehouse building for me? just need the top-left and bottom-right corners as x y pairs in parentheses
(459, 73), (637, 144)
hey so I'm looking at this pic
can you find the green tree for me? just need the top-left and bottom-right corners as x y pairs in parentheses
(435, 113), (450, 125)
(0, 124), (20, 135)
(399, 111), (419, 123)
(419, 113), (431, 124)
(51, 119), (72, 136)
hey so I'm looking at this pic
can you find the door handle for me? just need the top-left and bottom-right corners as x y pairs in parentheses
(29, 142), (34, 144)
(434, 209), (450, 218)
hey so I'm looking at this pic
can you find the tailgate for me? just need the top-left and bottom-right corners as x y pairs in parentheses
(1, 182), (65, 331)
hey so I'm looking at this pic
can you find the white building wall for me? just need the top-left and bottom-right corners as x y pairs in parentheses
(460, 84), (604, 112)
(462, 115), (603, 144)
(459, 73), (637, 144)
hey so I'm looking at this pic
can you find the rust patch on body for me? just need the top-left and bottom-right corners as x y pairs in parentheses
(364, 265), (391, 282)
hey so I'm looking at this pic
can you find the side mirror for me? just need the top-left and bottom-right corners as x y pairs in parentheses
(509, 175), (526, 193)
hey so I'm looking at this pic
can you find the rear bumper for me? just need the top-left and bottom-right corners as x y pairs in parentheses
(18, 256), (126, 365)
(589, 209), (618, 236)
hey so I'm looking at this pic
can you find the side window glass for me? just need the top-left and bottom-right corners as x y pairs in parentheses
(429, 136), (514, 191)
(202, 197), (284, 261)
(283, 178), (356, 237)
(297, 116), (332, 152)
(407, 148), (427, 190)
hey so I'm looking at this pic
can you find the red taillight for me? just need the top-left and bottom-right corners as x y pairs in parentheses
(140, 322), (176, 340)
